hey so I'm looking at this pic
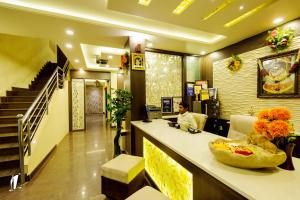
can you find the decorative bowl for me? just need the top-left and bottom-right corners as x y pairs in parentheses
(209, 139), (287, 169)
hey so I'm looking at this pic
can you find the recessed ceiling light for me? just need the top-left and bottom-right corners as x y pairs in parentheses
(65, 43), (73, 49)
(108, 55), (113, 59)
(66, 29), (74, 35)
(138, 0), (152, 6)
(273, 17), (284, 24)
(239, 5), (244, 10)
(74, 59), (79, 63)
(200, 51), (206, 55)
(146, 43), (153, 48)
(173, 0), (195, 15)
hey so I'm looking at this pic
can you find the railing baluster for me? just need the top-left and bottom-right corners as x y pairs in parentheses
(17, 114), (25, 185)
(27, 120), (31, 156)
(46, 89), (49, 115)
(56, 69), (59, 89)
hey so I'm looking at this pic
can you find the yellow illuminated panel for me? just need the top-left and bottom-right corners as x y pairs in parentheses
(143, 138), (193, 200)
(224, 0), (277, 28)
(173, 0), (195, 15)
(203, 0), (234, 20)
(138, 0), (152, 6)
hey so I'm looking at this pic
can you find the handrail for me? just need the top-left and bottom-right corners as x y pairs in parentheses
(17, 60), (69, 185)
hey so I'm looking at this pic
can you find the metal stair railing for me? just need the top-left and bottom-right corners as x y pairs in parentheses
(17, 60), (69, 184)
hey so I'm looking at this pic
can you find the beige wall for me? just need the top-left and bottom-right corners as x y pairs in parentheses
(0, 33), (56, 96)
(213, 36), (300, 131)
(24, 81), (69, 175)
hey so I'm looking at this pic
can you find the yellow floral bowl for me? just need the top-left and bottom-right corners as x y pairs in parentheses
(209, 139), (287, 169)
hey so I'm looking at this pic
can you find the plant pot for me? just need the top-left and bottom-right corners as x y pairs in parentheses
(278, 143), (295, 170)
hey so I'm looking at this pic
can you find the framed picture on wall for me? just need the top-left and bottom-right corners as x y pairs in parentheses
(131, 53), (145, 70)
(257, 50), (300, 98)
(161, 97), (173, 114)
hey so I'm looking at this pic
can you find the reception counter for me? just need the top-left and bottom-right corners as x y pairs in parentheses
(131, 119), (300, 200)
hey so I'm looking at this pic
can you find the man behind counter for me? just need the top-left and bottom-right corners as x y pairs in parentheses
(177, 101), (197, 131)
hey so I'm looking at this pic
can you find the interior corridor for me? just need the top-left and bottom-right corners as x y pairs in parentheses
(0, 114), (113, 200)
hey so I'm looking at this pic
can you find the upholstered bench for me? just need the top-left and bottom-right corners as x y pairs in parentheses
(126, 186), (170, 200)
(101, 154), (145, 200)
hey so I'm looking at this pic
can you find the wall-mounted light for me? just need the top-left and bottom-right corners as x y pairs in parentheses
(200, 51), (206, 55)
(108, 55), (113, 59)
(79, 68), (84, 73)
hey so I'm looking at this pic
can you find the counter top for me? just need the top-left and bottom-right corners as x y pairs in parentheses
(131, 119), (300, 200)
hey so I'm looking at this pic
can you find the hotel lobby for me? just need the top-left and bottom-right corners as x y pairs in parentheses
(0, 0), (300, 199)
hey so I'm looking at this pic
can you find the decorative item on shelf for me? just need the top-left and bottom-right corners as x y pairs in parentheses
(106, 89), (132, 156)
(266, 27), (294, 52)
(95, 80), (100, 87)
(134, 44), (142, 53)
(257, 50), (299, 98)
(252, 107), (297, 170)
(131, 53), (145, 70)
(227, 54), (242, 71)
(120, 52), (130, 72)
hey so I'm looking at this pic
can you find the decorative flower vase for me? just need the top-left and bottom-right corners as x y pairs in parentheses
(278, 143), (295, 170)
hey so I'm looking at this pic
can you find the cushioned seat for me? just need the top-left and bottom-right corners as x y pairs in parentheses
(102, 154), (144, 184)
(101, 154), (145, 200)
(191, 113), (208, 130)
(227, 115), (257, 140)
(126, 186), (170, 200)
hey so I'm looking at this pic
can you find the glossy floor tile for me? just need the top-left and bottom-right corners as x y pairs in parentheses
(0, 114), (114, 200)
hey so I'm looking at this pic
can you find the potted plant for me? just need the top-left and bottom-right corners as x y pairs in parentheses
(106, 89), (132, 156)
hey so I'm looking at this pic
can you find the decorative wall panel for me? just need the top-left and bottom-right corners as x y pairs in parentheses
(86, 86), (103, 114)
(213, 36), (300, 131)
(144, 138), (193, 200)
(71, 79), (85, 130)
(186, 56), (200, 82)
(145, 52), (182, 107)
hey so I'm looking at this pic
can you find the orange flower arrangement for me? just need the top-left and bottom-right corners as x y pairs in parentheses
(254, 107), (293, 140)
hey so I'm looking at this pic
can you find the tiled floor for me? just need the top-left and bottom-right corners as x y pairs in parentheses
(0, 114), (114, 200)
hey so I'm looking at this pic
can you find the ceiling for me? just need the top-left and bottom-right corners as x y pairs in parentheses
(0, 0), (299, 71)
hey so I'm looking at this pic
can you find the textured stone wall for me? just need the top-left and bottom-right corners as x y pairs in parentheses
(213, 36), (300, 131)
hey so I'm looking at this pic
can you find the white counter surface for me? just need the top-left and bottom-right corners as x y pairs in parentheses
(131, 119), (300, 200)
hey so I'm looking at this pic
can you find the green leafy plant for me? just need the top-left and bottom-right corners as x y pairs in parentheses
(106, 89), (132, 156)
(266, 27), (294, 51)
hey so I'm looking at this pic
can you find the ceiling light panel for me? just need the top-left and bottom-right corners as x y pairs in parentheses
(138, 0), (152, 6)
(224, 0), (278, 28)
(173, 0), (195, 15)
(203, 0), (234, 21)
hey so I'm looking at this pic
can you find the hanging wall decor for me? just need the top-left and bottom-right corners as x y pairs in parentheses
(131, 53), (145, 70)
(120, 51), (130, 72)
(257, 50), (300, 98)
(266, 27), (294, 52)
(227, 54), (242, 71)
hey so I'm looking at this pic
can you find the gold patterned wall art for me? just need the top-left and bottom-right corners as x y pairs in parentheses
(143, 138), (193, 200)
(71, 79), (85, 130)
(145, 52), (182, 107)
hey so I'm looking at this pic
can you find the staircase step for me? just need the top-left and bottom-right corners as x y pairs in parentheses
(0, 115), (42, 124)
(0, 133), (18, 137)
(6, 90), (39, 96)
(11, 87), (29, 91)
(0, 102), (32, 109)
(0, 143), (18, 150)
(0, 167), (18, 178)
(0, 154), (19, 163)
(0, 108), (27, 116)
(0, 124), (18, 133)
(1, 96), (36, 102)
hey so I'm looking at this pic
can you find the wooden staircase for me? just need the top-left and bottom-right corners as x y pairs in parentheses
(0, 62), (57, 184)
